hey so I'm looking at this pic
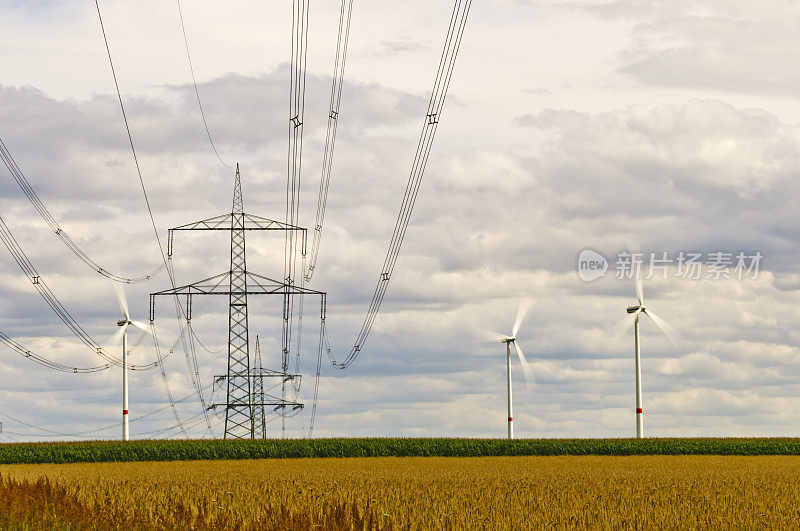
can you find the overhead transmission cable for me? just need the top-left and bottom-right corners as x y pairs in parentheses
(96, 0), (219, 437)
(176, 0), (232, 169)
(0, 243), (187, 433)
(0, 4), (215, 431)
(169, 292), (215, 435)
(0, 330), (110, 373)
(282, 0), (311, 438)
(173, 0), (241, 432)
(94, 0), (170, 280)
(0, 381), (215, 440)
(147, 321), (189, 438)
(0, 409), (113, 439)
(0, 321), (179, 376)
(304, 0), (354, 436)
(308, 316), (325, 435)
(95, 0), (194, 436)
(145, 412), (209, 438)
(0, 313), (180, 377)
(0, 216), (169, 370)
(322, 0), (472, 371)
(9, 340), (225, 403)
(304, 0), (354, 282)
(0, 138), (165, 284)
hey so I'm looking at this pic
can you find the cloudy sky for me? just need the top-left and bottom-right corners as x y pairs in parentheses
(0, 0), (799, 441)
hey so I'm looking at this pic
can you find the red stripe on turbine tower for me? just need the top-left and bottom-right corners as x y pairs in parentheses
(123, 410), (129, 415)
(636, 408), (643, 414)
(508, 417), (513, 422)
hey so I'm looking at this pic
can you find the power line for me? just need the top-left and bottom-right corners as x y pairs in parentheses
(0, 409), (115, 439)
(0, 216), (170, 370)
(147, 322), (188, 438)
(94, 1), (171, 280)
(0, 137), (165, 284)
(94, 0), (196, 435)
(177, 302), (215, 435)
(0, 338), (223, 403)
(176, 0), (232, 169)
(142, 412), (209, 438)
(0, 330), (110, 373)
(1, 1), (471, 441)
(304, 0), (354, 433)
(95, 0), (224, 437)
(0, 120), (195, 425)
(0, 381), (215, 441)
(1, 2), (208, 432)
(304, 0), (354, 282)
(282, 0), (312, 438)
(309, 316), (325, 435)
(325, 0), (472, 370)
(0, 324), (157, 376)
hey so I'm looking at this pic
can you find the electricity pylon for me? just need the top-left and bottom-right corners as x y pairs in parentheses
(150, 165), (325, 439)
(250, 335), (302, 439)
(252, 335), (266, 439)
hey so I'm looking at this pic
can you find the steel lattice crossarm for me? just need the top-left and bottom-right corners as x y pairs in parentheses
(167, 213), (306, 257)
(245, 367), (302, 383)
(210, 374), (304, 412)
(207, 398), (304, 412)
(149, 271), (325, 321)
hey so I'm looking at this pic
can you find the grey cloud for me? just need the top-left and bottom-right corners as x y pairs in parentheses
(572, 1), (800, 95)
(512, 100), (800, 273)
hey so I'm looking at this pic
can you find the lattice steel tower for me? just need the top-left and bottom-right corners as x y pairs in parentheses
(226, 166), (251, 436)
(252, 335), (266, 439)
(150, 165), (325, 439)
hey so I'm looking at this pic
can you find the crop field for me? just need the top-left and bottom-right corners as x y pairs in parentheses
(3, 437), (800, 464)
(2, 455), (800, 529)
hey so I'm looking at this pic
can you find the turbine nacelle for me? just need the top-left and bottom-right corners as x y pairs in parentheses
(626, 305), (643, 314)
(117, 318), (131, 327)
(500, 337), (515, 344)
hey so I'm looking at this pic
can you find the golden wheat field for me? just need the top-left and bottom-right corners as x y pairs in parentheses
(2, 455), (800, 529)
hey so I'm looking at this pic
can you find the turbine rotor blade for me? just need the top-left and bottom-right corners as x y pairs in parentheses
(103, 324), (127, 352)
(512, 341), (535, 385)
(113, 283), (130, 320)
(130, 320), (152, 335)
(635, 275), (644, 307)
(612, 310), (640, 343)
(512, 298), (534, 338)
(642, 309), (680, 350)
(479, 329), (510, 343)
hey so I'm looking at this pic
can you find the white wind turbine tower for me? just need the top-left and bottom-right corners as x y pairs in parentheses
(493, 299), (535, 440)
(625, 276), (677, 439)
(109, 284), (153, 441)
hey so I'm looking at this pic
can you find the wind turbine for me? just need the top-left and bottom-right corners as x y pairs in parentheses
(494, 299), (535, 440)
(109, 284), (152, 441)
(625, 276), (677, 439)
